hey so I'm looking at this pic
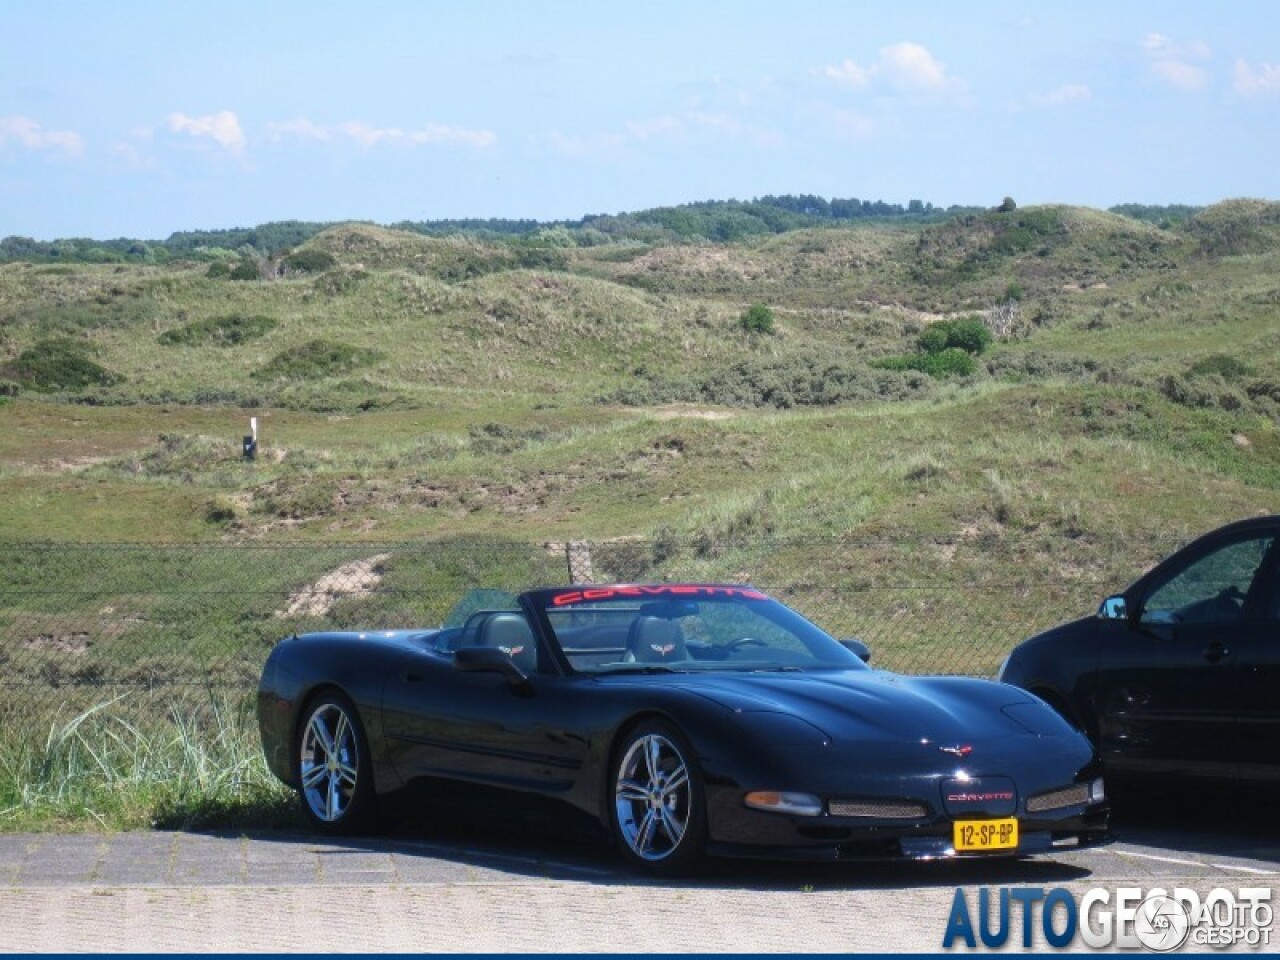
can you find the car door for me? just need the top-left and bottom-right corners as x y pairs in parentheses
(381, 621), (590, 793)
(1233, 536), (1280, 781)
(1092, 531), (1275, 779)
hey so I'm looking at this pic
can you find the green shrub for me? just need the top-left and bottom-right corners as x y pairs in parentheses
(159, 314), (277, 347)
(986, 352), (1111, 383)
(0, 379), (18, 401)
(252, 475), (342, 520)
(917, 324), (951, 355)
(1160, 374), (1248, 412)
(513, 247), (569, 271)
(917, 317), (992, 355)
(228, 258), (260, 281)
(9, 298), (160, 336)
(740, 303), (776, 335)
(313, 268), (367, 296)
(204, 495), (241, 525)
(253, 339), (381, 381)
(282, 249), (337, 274)
(13, 338), (120, 392)
(205, 261), (232, 279)
(605, 352), (933, 408)
(467, 422), (553, 455)
(1187, 354), (1254, 381)
(944, 318), (993, 355)
(876, 348), (976, 378)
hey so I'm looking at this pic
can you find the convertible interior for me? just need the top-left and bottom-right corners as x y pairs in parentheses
(431, 600), (837, 673)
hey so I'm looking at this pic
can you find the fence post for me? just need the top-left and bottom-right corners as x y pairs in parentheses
(567, 541), (594, 584)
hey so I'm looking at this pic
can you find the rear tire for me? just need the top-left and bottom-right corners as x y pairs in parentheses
(295, 690), (377, 834)
(609, 721), (706, 875)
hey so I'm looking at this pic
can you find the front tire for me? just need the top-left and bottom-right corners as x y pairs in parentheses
(296, 690), (376, 834)
(610, 721), (706, 874)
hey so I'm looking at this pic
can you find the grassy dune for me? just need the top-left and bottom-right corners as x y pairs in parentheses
(1, 199), (1276, 554)
(0, 201), (1277, 828)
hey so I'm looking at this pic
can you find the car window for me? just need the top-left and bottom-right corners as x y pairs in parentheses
(442, 589), (520, 628)
(537, 587), (865, 674)
(1142, 535), (1274, 625)
(1269, 562), (1280, 623)
(675, 600), (809, 656)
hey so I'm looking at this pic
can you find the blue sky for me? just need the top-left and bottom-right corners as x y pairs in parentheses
(3, 1), (1278, 240)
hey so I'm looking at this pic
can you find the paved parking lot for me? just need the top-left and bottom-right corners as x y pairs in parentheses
(0, 803), (1276, 953)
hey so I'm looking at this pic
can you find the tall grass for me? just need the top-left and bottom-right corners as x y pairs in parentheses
(0, 687), (293, 831)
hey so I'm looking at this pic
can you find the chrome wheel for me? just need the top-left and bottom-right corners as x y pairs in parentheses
(614, 732), (693, 862)
(299, 700), (361, 824)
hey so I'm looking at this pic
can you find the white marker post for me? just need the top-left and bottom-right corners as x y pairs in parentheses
(244, 416), (258, 461)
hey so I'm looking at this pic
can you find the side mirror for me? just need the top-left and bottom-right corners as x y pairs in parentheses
(1097, 595), (1128, 621)
(454, 646), (531, 689)
(840, 638), (872, 663)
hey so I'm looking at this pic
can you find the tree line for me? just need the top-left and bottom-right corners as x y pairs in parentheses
(1, 198), (1205, 264)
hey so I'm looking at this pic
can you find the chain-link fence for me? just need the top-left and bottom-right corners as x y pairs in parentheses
(0, 533), (1191, 704)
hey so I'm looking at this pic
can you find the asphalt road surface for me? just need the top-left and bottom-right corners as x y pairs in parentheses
(1, 794), (1276, 953)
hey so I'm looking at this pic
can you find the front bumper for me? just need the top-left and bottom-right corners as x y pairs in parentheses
(705, 784), (1110, 861)
(706, 817), (1110, 861)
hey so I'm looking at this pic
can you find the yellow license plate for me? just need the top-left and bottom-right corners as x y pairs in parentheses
(954, 818), (1019, 852)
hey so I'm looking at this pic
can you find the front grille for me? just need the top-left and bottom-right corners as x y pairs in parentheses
(828, 799), (928, 819)
(1026, 783), (1090, 813)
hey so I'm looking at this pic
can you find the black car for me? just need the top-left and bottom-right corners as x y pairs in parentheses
(262, 583), (1111, 875)
(1000, 515), (1280, 784)
(259, 583), (1107, 873)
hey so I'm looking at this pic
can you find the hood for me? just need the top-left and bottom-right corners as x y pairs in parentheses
(1023, 615), (1095, 647)
(667, 669), (1067, 745)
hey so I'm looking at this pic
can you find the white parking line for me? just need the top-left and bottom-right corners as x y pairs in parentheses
(1115, 849), (1277, 875)
(1114, 850), (1207, 868)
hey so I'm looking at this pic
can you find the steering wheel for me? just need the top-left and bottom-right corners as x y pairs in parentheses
(725, 636), (768, 651)
(1216, 585), (1245, 613)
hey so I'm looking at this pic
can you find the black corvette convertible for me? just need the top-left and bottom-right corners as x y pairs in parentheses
(258, 584), (1109, 873)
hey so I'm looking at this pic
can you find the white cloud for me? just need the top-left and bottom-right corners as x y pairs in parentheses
(107, 141), (155, 170)
(267, 117), (496, 149)
(685, 111), (783, 148)
(543, 109), (781, 159)
(265, 117), (332, 142)
(167, 110), (246, 154)
(807, 103), (877, 140)
(1150, 59), (1209, 92)
(0, 115), (84, 155)
(1140, 33), (1211, 92)
(1234, 59), (1280, 97)
(541, 129), (628, 159)
(1033, 83), (1092, 107)
(879, 42), (952, 93)
(819, 42), (964, 98)
(824, 59), (872, 89)
(1140, 33), (1211, 61)
(624, 115), (683, 142)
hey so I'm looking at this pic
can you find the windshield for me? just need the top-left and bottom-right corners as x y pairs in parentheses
(533, 585), (867, 674)
(443, 589), (520, 629)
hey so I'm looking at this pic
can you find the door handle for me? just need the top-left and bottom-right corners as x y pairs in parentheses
(1202, 643), (1229, 663)
(401, 671), (424, 683)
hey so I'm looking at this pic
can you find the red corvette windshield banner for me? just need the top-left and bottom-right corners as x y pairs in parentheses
(550, 585), (768, 607)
